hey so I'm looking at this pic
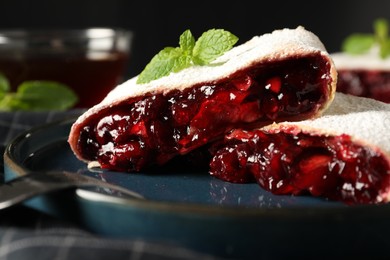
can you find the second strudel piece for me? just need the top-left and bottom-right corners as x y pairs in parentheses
(210, 93), (390, 204)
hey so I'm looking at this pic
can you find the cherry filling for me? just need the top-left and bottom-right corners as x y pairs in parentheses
(77, 54), (332, 172)
(337, 69), (390, 103)
(209, 129), (390, 204)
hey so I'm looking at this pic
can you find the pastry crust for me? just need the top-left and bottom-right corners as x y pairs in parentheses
(262, 93), (390, 159)
(68, 26), (337, 163)
(212, 93), (390, 204)
(332, 49), (390, 70)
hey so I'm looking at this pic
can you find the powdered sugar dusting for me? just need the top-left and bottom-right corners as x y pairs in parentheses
(68, 26), (336, 162)
(106, 27), (327, 101)
(332, 48), (390, 70)
(277, 93), (390, 154)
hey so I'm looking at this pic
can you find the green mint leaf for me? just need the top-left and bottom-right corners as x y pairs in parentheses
(374, 18), (389, 58)
(9, 81), (78, 111)
(192, 29), (239, 65)
(179, 29), (195, 54)
(379, 39), (390, 59)
(0, 74), (78, 111)
(342, 18), (390, 59)
(0, 94), (27, 111)
(0, 94), (14, 110)
(0, 73), (13, 109)
(374, 18), (388, 40)
(382, 39), (390, 59)
(0, 73), (10, 94)
(137, 47), (192, 84)
(341, 34), (375, 55)
(0, 73), (16, 110)
(137, 28), (239, 84)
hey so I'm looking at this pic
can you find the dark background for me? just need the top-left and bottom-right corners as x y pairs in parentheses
(1, 0), (390, 78)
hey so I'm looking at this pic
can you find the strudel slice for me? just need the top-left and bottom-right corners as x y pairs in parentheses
(210, 93), (390, 204)
(332, 50), (390, 103)
(68, 27), (336, 172)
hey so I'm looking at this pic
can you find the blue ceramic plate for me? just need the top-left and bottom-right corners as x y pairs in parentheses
(4, 119), (390, 258)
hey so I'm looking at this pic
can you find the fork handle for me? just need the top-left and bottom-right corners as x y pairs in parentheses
(0, 171), (143, 210)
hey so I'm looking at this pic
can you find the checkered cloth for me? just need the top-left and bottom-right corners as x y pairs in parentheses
(0, 111), (221, 260)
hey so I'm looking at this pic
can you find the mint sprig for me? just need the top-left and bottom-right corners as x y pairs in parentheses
(342, 18), (390, 59)
(137, 29), (239, 84)
(0, 73), (78, 111)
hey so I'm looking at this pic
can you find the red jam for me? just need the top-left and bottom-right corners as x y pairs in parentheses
(209, 128), (390, 204)
(77, 54), (332, 171)
(337, 69), (390, 103)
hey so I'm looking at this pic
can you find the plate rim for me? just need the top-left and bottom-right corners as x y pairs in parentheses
(7, 117), (390, 259)
(4, 117), (390, 218)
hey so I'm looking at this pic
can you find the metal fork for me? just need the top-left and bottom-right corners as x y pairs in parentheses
(0, 171), (143, 210)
